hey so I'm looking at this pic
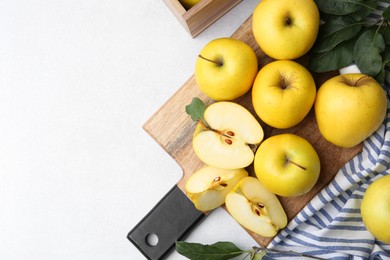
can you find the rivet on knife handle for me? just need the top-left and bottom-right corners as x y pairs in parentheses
(127, 185), (206, 260)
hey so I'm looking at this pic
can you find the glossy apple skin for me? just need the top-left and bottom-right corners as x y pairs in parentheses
(252, 60), (316, 129)
(361, 175), (390, 244)
(179, 0), (200, 10)
(315, 73), (387, 148)
(195, 38), (258, 101)
(254, 134), (320, 197)
(252, 0), (319, 60)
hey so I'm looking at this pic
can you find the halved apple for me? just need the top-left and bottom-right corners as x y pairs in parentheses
(192, 102), (264, 169)
(225, 176), (287, 237)
(185, 166), (248, 212)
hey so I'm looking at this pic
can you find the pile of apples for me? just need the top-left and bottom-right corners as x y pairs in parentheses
(184, 0), (389, 240)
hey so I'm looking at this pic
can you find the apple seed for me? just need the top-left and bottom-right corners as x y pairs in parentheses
(224, 139), (233, 145)
(251, 202), (267, 217)
(226, 131), (235, 136)
(257, 203), (265, 208)
(211, 176), (228, 190)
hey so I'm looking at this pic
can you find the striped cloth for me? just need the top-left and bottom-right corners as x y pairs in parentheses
(266, 3), (390, 259)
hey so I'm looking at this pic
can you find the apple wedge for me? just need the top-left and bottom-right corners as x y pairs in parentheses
(225, 176), (287, 237)
(192, 102), (264, 169)
(185, 166), (248, 212)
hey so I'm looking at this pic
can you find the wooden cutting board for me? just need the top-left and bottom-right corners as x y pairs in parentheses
(143, 15), (363, 247)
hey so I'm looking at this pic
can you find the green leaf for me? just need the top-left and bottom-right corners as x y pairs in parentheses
(381, 26), (390, 45)
(308, 39), (355, 73)
(175, 241), (244, 260)
(314, 0), (364, 15)
(312, 16), (362, 53)
(185, 97), (207, 123)
(375, 48), (390, 84)
(353, 28), (386, 76)
(349, 0), (378, 21)
(383, 5), (390, 20)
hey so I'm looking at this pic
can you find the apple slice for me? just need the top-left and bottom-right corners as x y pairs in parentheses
(225, 176), (287, 237)
(192, 102), (264, 169)
(185, 166), (248, 212)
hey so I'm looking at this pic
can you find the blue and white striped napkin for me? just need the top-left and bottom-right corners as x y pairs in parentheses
(266, 3), (390, 258)
(268, 90), (390, 259)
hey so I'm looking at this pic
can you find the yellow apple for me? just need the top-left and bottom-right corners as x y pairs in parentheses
(185, 166), (248, 212)
(252, 0), (320, 60)
(225, 176), (288, 237)
(179, 0), (200, 10)
(252, 60), (317, 129)
(254, 134), (320, 197)
(315, 73), (387, 148)
(195, 38), (258, 101)
(361, 175), (390, 244)
(192, 101), (264, 169)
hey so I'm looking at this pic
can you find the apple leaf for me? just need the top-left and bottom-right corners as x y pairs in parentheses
(314, 0), (364, 15)
(176, 241), (327, 259)
(185, 97), (207, 123)
(375, 48), (390, 84)
(383, 5), (390, 20)
(308, 38), (355, 73)
(353, 28), (386, 76)
(312, 16), (362, 53)
(175, 241), (245, 260)
(382, 27), (390, 45)
(349, 0), (378, 21)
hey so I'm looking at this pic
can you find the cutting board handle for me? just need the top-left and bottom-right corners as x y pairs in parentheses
(127, 185), (206, 260)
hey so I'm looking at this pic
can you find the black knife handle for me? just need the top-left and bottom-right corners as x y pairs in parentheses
(128, 184), (206, 260)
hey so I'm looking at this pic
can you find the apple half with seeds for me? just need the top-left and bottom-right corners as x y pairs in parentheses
(185, 166), (248, 212)
(225, 176), (287, 237)
(192, 101), (264, 169)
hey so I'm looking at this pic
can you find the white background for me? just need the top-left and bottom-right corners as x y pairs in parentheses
(0, 1), (261, 259)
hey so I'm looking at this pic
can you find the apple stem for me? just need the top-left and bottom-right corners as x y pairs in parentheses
(354, 75), (370, 86)
(287, 159), (307, 171)
(198, 121), (235, 145)
(251, 247), (326, 260)
(199, 119), (213, 132)
(198, 54), (223, 67)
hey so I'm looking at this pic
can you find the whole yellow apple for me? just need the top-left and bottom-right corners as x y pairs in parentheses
(252, 60), (316, 129)
(315, 73), (387, 148)
(252, 0), (320, 60)
(361, 174), (390, 244)
(254, 134), (320, 197)
(195, 38), (258, 101)
(179, 0), (200, 10)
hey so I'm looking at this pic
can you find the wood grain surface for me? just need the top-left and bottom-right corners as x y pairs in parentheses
(143, 15), (363, 246)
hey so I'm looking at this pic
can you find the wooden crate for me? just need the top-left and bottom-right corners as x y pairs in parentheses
(163, 0), (243, 38)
